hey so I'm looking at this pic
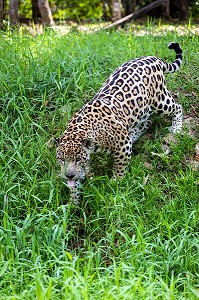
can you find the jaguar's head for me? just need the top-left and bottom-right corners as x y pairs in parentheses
(55, 136), (91, 189)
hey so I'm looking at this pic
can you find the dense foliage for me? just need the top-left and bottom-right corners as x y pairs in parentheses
(3, 0), (199, 20)
(52, 0), (103, 20)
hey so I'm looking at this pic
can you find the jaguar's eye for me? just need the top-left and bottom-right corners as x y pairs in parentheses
(58, 158), (65, 165)
(76, 157), (81, 163)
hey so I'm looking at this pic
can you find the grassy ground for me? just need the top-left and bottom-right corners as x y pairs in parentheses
(0, 22), (199, 299)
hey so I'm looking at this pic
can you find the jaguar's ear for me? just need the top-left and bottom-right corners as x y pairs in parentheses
(54, 138), (60, 146)
(46, 137), (60, 148)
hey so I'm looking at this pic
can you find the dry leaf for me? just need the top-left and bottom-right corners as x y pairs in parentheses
(105, 260), (111, 267)
(186, 158), (199, 172)
(183, 115), (199, 138)
(44, 100), (49, 107)
(144, 162), (153, 170)
(190, 160), (199, 171)
(151, 148), (170, 158)
(160, 133), (178, 155)
(145, 133), (152, 140)
(163, 133), (177, 145)
(143, 174), (150, 186)
(191, 91), (198, 97)
(161, 143), (171, 154)
(195, 143), (199, 156)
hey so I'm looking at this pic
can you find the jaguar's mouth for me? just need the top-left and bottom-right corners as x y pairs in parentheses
(67, 179), (76, 188)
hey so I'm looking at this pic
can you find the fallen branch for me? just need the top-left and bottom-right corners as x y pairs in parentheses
(101, 0), (168, 30)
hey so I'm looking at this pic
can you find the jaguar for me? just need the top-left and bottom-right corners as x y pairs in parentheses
(55, 42), (183, 204)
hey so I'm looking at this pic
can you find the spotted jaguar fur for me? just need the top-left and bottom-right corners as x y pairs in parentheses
(55, 42), (183, 204)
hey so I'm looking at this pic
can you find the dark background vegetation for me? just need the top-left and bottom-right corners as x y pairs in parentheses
(0, 0), (199, 28)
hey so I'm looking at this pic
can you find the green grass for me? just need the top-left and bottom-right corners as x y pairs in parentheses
(0, 23), (199, 299)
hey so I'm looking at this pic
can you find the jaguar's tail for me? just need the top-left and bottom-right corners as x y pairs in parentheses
(163, 42), (183, 74)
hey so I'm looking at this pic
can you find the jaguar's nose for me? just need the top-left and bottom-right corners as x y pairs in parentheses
(65, 171), (76, 179)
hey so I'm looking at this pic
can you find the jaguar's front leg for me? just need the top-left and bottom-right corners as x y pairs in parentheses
(68, 180), (81, 205)
(112, 136), (133, 180)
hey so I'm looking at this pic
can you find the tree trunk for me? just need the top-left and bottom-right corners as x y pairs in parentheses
(162, 0), (170, 18)
(32, 0), (41, 21)
(102, 0), (111, 21)
(111, 0), (122, 22)
(171, 0), (189, 19)
(0, 0), (3, 28)
(37, 0), (54, 26)
(123, 0), (136, 16)
(9, 0), (19, 25)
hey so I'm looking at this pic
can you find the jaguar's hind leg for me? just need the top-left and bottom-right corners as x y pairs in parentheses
(130, 120), (152, 143)
(169, 103), (183, 133)
(153, 91), (183, 134)
(129, 107), (153, 143)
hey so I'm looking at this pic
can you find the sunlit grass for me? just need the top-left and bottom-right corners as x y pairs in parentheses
(0, 23), (199, 299)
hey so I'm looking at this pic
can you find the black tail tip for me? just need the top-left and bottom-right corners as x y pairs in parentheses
(168, 42), (182, 53)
